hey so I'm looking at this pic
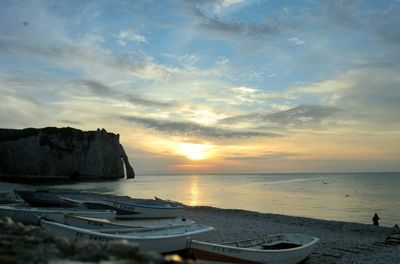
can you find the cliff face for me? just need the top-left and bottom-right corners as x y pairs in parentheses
(0, 127), (135, 180)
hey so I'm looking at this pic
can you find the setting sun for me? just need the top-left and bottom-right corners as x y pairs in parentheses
(176, 143), (211, 160)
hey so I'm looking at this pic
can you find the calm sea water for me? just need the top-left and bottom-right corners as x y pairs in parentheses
(2, 172), (400, 227)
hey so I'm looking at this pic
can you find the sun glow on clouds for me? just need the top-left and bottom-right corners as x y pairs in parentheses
(187, 108), (224, 125)
(2, 1), (400, 173)
(136, 137), (214, 162)
(176, 143), (213, 161)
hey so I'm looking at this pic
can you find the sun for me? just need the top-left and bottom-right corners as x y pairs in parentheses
(176, 143), (211, 161)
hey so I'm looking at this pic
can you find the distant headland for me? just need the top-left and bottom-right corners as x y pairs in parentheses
(0, 127), (134, 181)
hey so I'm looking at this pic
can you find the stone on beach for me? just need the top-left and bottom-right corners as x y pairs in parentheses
(184, 206), (400, 264)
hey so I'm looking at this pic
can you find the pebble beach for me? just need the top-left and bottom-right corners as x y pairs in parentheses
(1, 190), (399, 263)
(184, 206), (400, 264)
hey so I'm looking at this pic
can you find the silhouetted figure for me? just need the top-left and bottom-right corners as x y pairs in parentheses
(372, 213), (380, 226)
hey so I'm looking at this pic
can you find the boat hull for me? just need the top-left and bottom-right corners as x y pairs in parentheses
(40, 219), (214, 253)
(16, 190), (81, 207)
(189, 234), (319, 264)
(0, 205), (116, 225)
(62, 197), (184, 219)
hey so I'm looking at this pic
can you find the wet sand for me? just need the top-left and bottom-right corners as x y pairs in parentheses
(183, 206), (400, 264)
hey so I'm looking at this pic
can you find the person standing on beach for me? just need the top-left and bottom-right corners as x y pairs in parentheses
(372, 213), (380, 226)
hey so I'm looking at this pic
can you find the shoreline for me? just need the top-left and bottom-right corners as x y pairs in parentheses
(1, 188), (399, 263)
(183, 206), (400, 264)
(2, 172), (400, 228)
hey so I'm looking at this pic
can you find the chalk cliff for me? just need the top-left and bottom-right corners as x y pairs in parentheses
(0, 127), (135, 180)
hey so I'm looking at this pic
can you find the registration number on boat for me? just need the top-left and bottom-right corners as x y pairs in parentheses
(75, 231), (114, 242)
(111, 202), (135, 211)
(212, 246), (242, 254)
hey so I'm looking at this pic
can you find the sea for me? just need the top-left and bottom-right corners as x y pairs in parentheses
(2, 172), (400, 227)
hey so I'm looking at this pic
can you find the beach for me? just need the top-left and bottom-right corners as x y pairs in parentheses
(184, 206), (400, 264)
(1, 189), (399, 263)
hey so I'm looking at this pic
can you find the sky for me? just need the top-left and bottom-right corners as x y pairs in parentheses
(1, 0), (400, 174)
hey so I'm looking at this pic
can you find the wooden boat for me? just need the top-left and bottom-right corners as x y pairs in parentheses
(40, 219), (214, 253)
(189, 233), (319, 264)
(61, 196), (183, 219)
(0, 204), (116, 225)
(61, 214), (195, 230)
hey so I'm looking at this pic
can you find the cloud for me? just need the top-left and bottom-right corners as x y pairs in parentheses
(288, 37), (305, 45)
(161, 53), (201, 67)
(120, 115), (280, 139)
(72, 80), (174, 108)
(320, 1), (400, 46)
(226, 151), (303, 161)
(221, 104), (341, 128)
(194, 7), (279, 39)
(0, 31), (185, 84)
(282, 66), (400, 131)
(328, 68), (400, 126)
(117, 30), (147, 46)
(183, 1), (281, 42)
(0, 87), (49, 128)
(183, 0), (245, 12)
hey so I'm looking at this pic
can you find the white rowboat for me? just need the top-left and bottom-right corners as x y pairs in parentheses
(189, 233), (319, 264)
(40, 219), (214, 253)
(0, 204), (116, 225)
(62, 214), (195, 230)
(61, 196), (183, 219)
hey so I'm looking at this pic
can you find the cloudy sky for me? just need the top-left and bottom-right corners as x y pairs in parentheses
(1, 0), (400, 174)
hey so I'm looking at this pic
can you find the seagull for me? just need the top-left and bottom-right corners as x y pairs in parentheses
(345, 194), (350, 198)
(322, 181), (329, 185)
(23, 21), (28, 26)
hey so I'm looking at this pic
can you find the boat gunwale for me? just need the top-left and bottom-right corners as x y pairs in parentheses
(61, 197), (183, 210)
(41, 219), (215, 240)
(103, 198), (184, 209)
(0, 205), (116, 214)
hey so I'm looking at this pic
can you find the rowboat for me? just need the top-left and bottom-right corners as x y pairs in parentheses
(40, 219), (214, 253)
(15, 189), (83, 207)
(62, 215), (199, 234)
(0, 204), (116, 225)
(16, 189), (184, 219)
(61, 196), (183, 219)
(0, 189), (24, 204)
(61, 214), (195, 230)
(189, 233), (319, 264)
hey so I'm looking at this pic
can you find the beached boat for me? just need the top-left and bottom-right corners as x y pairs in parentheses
(61, 214), (195, 230)
(189, 233), (319, 264)
(0, 189), (24, 204)
(0, 204), (116, 225)
(15, 189), (83, 207)
(40, 219), (214, 253)
(61, 196), (183, 219)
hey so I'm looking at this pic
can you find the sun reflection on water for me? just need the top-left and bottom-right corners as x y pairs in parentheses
(189, 175), (200, 206)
